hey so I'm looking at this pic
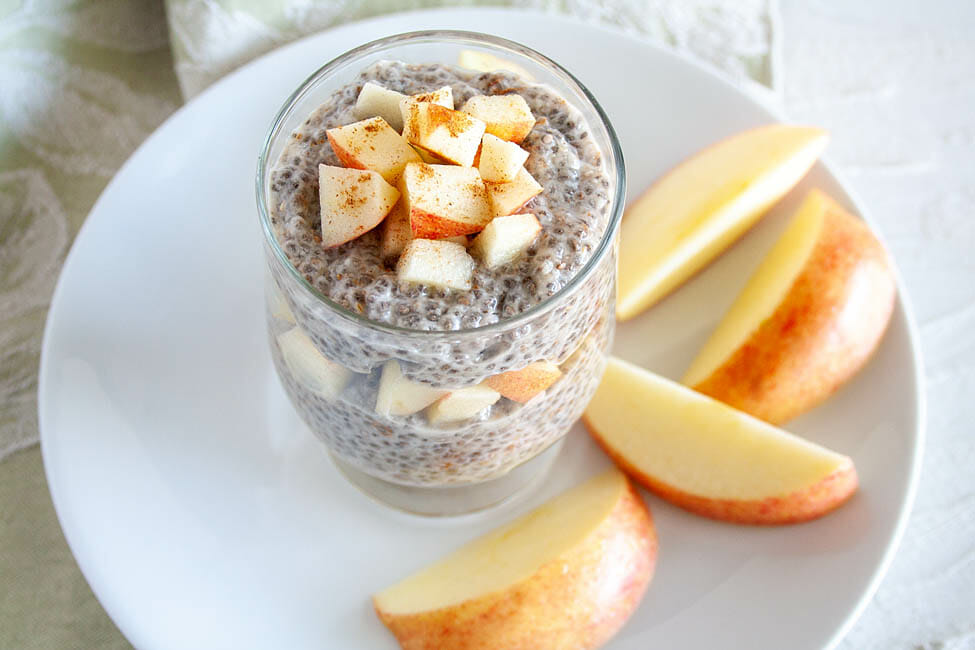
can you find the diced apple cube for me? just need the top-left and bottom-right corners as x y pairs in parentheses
(354, 82), (407, 131)
(319, 165), (400, 248)
(470, 213), (541, 269)
(477, 133), (529, 183)
(484, 167), (543, 217)
(276, 327), (351, 399)
(399, 163), (493, 238)
(484, 361), (562, 403)
(461, 94), (535, 144)
(427, 384), (501, 424)
(397, 239), (475, 291)
(267, 282), (297, 324)
(408, 86), (454, 109)
(376, 360), (448, 417)
(326, 117), (420, 184)
(401, 102), (486, 167)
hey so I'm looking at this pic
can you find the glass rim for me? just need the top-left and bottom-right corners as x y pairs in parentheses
(256, 29), (626, 339)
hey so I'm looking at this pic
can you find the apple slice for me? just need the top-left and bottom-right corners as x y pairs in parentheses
(401, 102), (486, 167)
(397, 238), (475, 291)
(399, 162), (493, 238)
(375, 360), (448, 417)
(399, 86), (454, 143)
(484, 360), (561, 403)
(458, 49), (535, 80)
(373, 469), (656, 649)
(267, 283), (296, 324)
(683, 189), (895, 424)
(318, 165), (399, 249)
(354, 82), (407, 131)
(276, 328), (351, 399)
(477, 133), (529, 183)
(427, 384), (501, 424)
(616, 124), (829, 320)
(470, 212), (541, 269)
(326, 117), (420, 184)
(584, 357), (858, 525)
(484, 166), (543, 217)
(461, 94), (535, 144)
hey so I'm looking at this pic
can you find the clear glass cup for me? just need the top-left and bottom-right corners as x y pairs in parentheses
(257, 30), (625, 516)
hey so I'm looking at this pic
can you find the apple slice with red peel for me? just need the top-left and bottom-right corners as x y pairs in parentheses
(375, 360), (448, 417)
(485, 167), (543, 217)
(354, 82), (407, 131)
(326, 117), (420, 184)
(478, 133), (529, 183)
(318, 165), (399, 249)
(397, 239), (475, 291)
(276, 327), (351, 399)
(583, 357), (858, 525)
(616, 124), (829, 320)
(399, 162), (493, 239)
(484, 361), (561, 403)
(458, 50), (535, 80)
(427, 384), (501, 424)
(373, 469), (656, 650)
(401, 102), (486, 167)
(470, 213), (541, 269)
(461, 94), (535, 144)
(683, 189), (895, 424)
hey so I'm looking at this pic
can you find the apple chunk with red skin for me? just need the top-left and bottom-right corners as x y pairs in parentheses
(373, 469), (657, 650)
(401, 102), (486, 167)
(461, 94), (535, 144)
(484, 360), (561, 403)
(399, 162), (493, 239)
(584, 357), (858, 525)
(683, 189), (896, 424)
(326, 117), (420, 184)
(318, 165), (399, 249)
(485, 167), (543, 217)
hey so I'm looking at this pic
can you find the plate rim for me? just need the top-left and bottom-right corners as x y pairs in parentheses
(37, 7), (926, 649)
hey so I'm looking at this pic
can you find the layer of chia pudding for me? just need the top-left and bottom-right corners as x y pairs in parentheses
(264, 59), (617, 485)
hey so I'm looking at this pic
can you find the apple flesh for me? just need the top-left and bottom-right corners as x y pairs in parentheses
(318, 165), (399, 249)
(460, 94), (535, 144)
(684, 189), (896, 424)
(427, 384), (501, 424)
(396, 238), (475, 291)
(458, 49), (535, 80)
(584, 357), (858, 525)
(477, 132), (529, 183)
(484, 166), (543, 217)
(326, 117), (420, 184)
(470, 212), (541, 269)
(484, 360), (561, 403)
(373, 469), (656, 650)
(375, 360), (448, 417)
(276, 327), (351, 399)
(616, 124), (829, 320)
(399, 162), (493, 239)
(354, 82), (407, 131)
(401, 102), (486, 167)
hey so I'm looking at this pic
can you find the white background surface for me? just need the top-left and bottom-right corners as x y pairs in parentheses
(780, 2), (974, 648)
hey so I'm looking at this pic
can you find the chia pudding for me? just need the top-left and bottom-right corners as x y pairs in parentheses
(263, 58), (619, 487)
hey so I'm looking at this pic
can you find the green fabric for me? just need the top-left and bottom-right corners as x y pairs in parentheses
(0, 0), (775, 646)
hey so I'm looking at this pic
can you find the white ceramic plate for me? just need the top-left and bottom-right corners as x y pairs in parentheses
(39, 8), (924, 650)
